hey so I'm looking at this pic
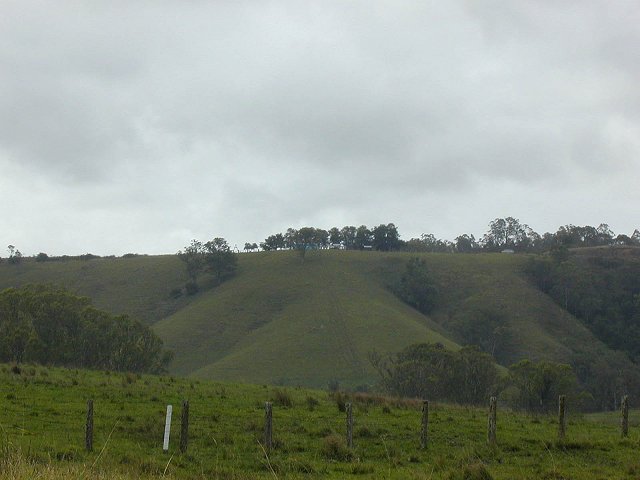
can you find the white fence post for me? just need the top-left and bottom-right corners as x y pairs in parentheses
(163, 405), (173, 452)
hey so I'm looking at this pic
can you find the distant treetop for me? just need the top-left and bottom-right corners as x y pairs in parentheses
(244, 219), (639, 255)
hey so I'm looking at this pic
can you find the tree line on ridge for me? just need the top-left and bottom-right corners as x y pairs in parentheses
(246, 218), (640, 254)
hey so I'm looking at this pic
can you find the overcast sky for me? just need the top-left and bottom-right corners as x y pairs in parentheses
(1, 1), (638, 256)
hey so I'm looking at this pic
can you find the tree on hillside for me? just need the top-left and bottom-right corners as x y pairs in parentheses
(293, 227), (319, 261)
(7, 245), (22, 265)
(340, 226), (357, 249)
(457, 346), (500, 404)
(553, 224), (618, 248)
(596, 223), (614, 245)
(328, 227), (342, 245)
(454, 234), (479, 253)
(395, 257), (438, 314)
(371, 223), (400, 251)
(572, 351), (640, 411)
(284, 228), (298, 249)
(354, 225), (372, 249)
(370, 343), (458, 400)
(406, 233), (453, 253)
(203, 238), (237, 281)
(449, 297), (512, 361)
(178, 237), (237, 292)
(0, 285), (172, 372)
(481, 217), (538, 251)
(507, 359), (577, 412)
(178, 240), (205, 290)
(370, 343), (498, 405)
(261, 233), (285, 251)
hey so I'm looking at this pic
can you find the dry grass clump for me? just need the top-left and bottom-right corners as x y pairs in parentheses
(0, 451), (174, 480)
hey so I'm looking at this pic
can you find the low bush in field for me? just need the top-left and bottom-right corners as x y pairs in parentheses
(272, 389), (293, 407)
(445, 462), (493, 480)
(321, 434), (353, 461)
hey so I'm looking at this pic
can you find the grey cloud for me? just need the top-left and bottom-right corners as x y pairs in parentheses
(1, 1), (639, 255)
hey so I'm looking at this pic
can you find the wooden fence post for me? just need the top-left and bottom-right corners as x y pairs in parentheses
(346, 402), (353, 448)
(85, 399), (93, 452)
(558, 395), (566, 442)
(487, 396), (497, 445)
(420, 400), (429, 449)
(621, 395), (629, 438)
(264, 402), (273, 451)
(180, 400), (189, 453)
(163, 405), (173, 453)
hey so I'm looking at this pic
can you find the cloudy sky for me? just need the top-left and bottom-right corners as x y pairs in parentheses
(1, 1), (638, 256)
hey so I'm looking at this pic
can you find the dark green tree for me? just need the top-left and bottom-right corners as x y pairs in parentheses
(328, 227), (342, 245)
(354, 225), (372, 250)
(178, 240), (205, 284)
(179, 237), (237, 290)
(454, 234), (479, 253)
(203, 237), (237, 281)
(507, 359), (577, 412)
(406, 234), (453, 253)
(7, 245), (22, 265)
(372, 223), (400, 251)
(449, 297), (512, 361)
(340, 226), (357, 249)
(481, 217), (538, 251)
(370, 343), (498, 405)
(457, 346), (499, 404)
(261, 233), (285, 251)
(0, 285), (171, 372)
(396, 257), (438, 314)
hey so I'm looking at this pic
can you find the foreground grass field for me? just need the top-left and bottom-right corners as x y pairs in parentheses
(1, 365), (639, 479)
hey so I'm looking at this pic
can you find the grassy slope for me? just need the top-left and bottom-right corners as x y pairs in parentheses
(0, 255), (188, 324)
(2, 364), (640, 480)
(155, 250), (619, 387)
(422, 253), (613, 364)
(156, 251), (456, 386)
(0, 250), (628, 388)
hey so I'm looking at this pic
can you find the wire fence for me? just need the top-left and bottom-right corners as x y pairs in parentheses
(1, 392), (631, 458)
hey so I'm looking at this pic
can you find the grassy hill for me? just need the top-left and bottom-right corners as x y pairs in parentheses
(1, 364), (639, 479)
(0, 254), (188, 325)
(0, 249), (632, 388)
(155, 251), (456, 386)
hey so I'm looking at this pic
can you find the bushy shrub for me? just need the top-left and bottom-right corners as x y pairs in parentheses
(321, 434), (353, 461)
(306, 396), (319, 411)
(445, 462), (493, 480)
(272, 389), (293, 407)
(185, 281), (199, 295)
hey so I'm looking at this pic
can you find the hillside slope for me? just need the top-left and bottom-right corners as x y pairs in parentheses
(154, 250), (456, 387)
(0, 255), (188, 324)
(0, 250), (631, 388)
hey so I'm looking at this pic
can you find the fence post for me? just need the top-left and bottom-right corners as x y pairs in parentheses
(163, 405), (173, 452)
(346, 402), (353, 448)
(85, 399), (94, 452)
(264, 402), (273, 451)
(621, 395), (629, 438)
(558, 395), (566, 442)
(180, 400), (189, 453)
(487, 396), (497, 445)
(420, 400), (429, 449)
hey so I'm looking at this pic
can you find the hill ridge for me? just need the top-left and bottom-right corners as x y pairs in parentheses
(0, 249), (632, 388)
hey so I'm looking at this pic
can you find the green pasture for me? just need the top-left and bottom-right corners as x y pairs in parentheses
(1, 365), (639, 479)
